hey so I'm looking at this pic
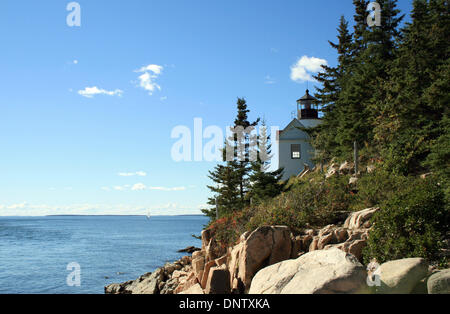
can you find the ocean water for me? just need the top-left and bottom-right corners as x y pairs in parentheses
(0, 215), (208, 294)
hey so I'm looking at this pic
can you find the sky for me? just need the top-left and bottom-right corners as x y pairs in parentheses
(0, 0), (413, 216)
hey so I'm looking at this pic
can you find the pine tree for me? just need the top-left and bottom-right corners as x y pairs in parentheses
(203, 163), (241, 219)
(335, 0), (403, 155)
(373, 0), (449, 173)
(352, 0), (370, 57)
(203, 98), (260, 220)
(229, 98), (260, 206)
(312, 16), (354, 160)
(248, 122), (285, 204)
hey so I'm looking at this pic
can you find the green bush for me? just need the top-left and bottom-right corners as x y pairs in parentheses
(363, 176), (448, 264)
(351, 169), (409, 211)
(247, 174), (353, 234)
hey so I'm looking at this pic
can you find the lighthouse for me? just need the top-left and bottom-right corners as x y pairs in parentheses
(277, 90), (322, 181)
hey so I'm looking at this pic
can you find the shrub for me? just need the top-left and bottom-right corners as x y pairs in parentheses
(363, 176), (449, 264)
(351, 169), (409, 211)
(247, 174), (353, 234)
(207, 210), (252, 249)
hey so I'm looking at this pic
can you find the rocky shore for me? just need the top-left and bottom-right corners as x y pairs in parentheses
(105, 207), (449, 294)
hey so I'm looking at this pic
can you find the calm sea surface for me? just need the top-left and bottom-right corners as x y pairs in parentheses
(0, 215), (208, 294)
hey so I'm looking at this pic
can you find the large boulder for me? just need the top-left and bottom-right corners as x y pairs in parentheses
(205, 265), (231, 294)
(325, 229), (369, 261)
(228, 242), (245, 292)
(104, 280), (134, 294)
(201, 229), (213, 250)
(377, 258), (429, 294)
(179, 283), (204, 295)
(174, 272), (199, 294)
(249, 248), (368, 294)
(200, 260), (216, 289)
(192, 256), (205, 282)
(427, 269), (450, 294)
(105, 268), (165, 294)
(229, 226), (292, 293)
(344, 207), (379, 230)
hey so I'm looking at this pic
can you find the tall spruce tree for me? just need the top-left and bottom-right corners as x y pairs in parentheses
(373, 0), (449, 174)
(335, 0), (403, 156)
(203, 163), (241, 219)
(230, 98), (260, 205)
(203, 98), (259, 220)
(248, 121), (285, 204)
(352, 0), (370, 57)
(312, 16), (354, 160)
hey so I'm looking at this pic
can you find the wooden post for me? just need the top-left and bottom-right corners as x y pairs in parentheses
(354, 141), (359, 175)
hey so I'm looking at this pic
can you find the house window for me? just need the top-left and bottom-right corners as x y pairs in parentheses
(291, 144), (301, 159)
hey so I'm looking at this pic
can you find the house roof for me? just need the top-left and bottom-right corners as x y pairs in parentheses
(278, 118), (310, 140)
(297, 89), (317, 102)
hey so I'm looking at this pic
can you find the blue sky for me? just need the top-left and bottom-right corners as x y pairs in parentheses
(0, 0), (413, 216)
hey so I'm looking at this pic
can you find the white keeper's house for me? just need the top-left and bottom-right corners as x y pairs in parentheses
(277, 90), (322, 181)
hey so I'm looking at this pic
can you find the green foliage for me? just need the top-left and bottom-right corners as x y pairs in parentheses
(206, 163), (242, 217)
(351, 168), (409, 211)
(207, 211), (251, 249)
(247, 122), (285, 204)
(248, 164), (284, 205)
(372, 0), (449, 175)
(312, 15), (354, 162)
(247, 174), (353, 234)
(425, 113), (450, 200)
(363, 177), (449, 263)
(204, 98), (260, 219)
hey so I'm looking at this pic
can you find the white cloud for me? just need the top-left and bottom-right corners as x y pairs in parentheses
(105, 183), (187, 192)
(136, 64), (163, 75)
(131, 183), (147, 191)
(290, 56), (328, 83)
(73, 60), (78, 64)
(118, 171), (147, 177)
(0, 202), (203, 216)
(135, 64), (163, 95)
(148, 186), (187, 191)
(7, 202), (28, 209)
(78, 86), (123, 98)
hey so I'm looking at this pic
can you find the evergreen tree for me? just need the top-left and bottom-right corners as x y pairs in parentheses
(203, 98), (259, 220)
(202, 163), (241, 219)
(373, 0), (449, 174)
(229, 98), (260, 206)
(352, 0), (370, 57)
(248, 122), (285, 204)
(312, 16), (354, 160)
(335, 0), (403, 155)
